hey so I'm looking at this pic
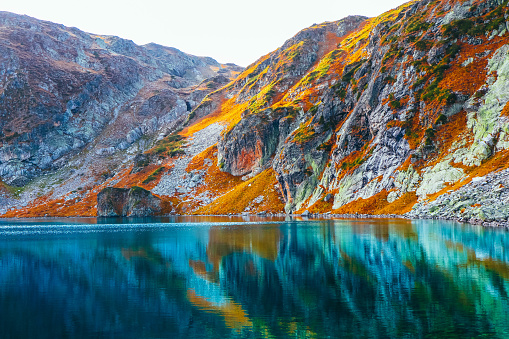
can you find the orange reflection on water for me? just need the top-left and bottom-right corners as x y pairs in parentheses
(206, 226), (280, 270)
(189, 259), (219, 283)
(186, 289), (252, 329)
(344, 218), (417, 242)
(446, 240), (509, 280)
(121, 247), (164, 264)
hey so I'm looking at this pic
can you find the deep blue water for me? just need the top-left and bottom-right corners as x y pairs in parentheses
(0, 216), (508, 338)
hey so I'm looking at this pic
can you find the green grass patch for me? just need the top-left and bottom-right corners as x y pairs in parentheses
(341, 156), (365, 170)
(390, 99), (402, 110)
(0, 181), (25, 198)
(148, 132), (186, 159)
(406, 19), (432, 34)
(414, 39), (433, 51)
(293, 122), (315, 143)
(142, 167), (165, 184)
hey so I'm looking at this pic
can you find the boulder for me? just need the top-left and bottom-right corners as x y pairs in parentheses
(97, 187), (128, 217)
(324, 194), (333, 203)
(97, 186), (161, 217)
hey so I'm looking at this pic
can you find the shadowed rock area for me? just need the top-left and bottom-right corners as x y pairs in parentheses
(97, 186), (161, 217)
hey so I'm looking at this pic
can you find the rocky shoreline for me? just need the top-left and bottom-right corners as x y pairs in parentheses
(1, 210), (508, 230)
(406, 167), (509, 229)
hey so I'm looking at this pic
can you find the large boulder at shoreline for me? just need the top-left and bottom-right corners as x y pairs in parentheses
(97, 186), (161, 217)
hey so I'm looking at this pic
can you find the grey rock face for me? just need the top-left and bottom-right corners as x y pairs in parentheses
(407, 168), (509, 225)
(218, 112), (280, 176)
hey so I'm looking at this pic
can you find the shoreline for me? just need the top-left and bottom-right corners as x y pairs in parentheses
(1, 212), (508, 230)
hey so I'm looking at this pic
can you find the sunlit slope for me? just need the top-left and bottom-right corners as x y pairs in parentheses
(181, 0), (509, 218)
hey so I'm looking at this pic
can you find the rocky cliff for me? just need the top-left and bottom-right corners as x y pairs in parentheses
(195, 0), (509, 222)
(3, 0), (509, 222)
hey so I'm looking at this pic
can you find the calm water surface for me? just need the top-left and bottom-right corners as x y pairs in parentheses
(0, 216), (508, 338)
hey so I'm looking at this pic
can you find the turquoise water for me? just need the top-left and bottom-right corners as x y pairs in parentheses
(0, 217), (508, 338)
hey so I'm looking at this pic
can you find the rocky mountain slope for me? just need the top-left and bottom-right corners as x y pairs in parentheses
(0, 11), (241, 214)
(2, 0), (509, 223)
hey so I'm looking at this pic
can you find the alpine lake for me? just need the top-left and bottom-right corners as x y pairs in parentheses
(0, 216), (508, 338)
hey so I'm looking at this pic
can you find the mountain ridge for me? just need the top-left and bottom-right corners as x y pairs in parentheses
(2, 0), (509, 225)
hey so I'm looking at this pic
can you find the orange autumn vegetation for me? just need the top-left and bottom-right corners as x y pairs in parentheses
(187, 145), (243, 197)
(440, 54), (487, 96)
(302, 189), (417, 216)
(196, 168), (284, 215)
(442, 37), (508, 95)
(3, 190), (98, 218)
(304, 198), (334, 214)
(377, 192), (419, 215)
(186, 144), (217, 172)
(181, 96), (248, 137)
(434, 111), (469, 157)
(501, 101), (509, 117)
(112, 164), (168, 190)
(333, 190), (390, 215)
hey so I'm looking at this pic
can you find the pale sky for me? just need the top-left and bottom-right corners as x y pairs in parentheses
(2, 0), (407, 66)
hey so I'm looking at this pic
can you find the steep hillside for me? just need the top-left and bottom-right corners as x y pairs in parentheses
(191, 0), (509, 220)
(0, 12), (241, 215)
(3, 0), (509, 223)
(199, 0), (509, 221)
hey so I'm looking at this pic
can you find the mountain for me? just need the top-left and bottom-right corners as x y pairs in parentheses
(2, 0), (509, 224)
(0, 11), (242, 183)
(0, 11), (242, 214)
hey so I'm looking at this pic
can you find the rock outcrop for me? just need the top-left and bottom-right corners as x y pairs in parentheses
(97, 186), (161, 217)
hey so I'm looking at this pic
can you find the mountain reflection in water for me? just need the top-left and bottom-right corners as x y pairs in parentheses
(0, 217), (508, 338)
